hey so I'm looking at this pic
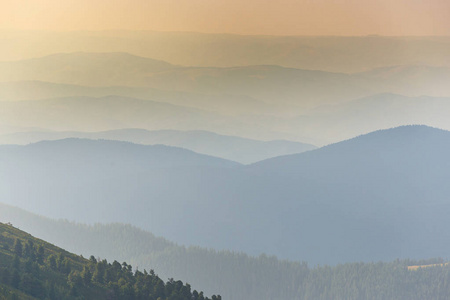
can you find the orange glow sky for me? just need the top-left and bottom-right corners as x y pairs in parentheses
(1, 0), (450, 36)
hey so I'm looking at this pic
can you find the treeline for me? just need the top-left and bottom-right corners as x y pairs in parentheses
(136, 248), (450, 300)
(21, 222), (450, 300)
(15, 219), (450, 300)
(0, 223), (220, 300)
(2, 205), (450, 300)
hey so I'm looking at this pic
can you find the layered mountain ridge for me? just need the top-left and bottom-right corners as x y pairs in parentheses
(1, 126), (450, 265)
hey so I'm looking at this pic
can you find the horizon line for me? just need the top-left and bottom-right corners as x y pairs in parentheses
(1, 28), (450, 39)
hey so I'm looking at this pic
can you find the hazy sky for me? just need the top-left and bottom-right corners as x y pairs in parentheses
(1, 0), (450, 36)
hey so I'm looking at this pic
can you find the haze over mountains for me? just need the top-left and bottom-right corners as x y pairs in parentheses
(0, 95), (308, 144)
(1, 29), (450, 299)
(291, 93), (450, 143)
(2, 92), (450, 145)
(1, 126), (450, 265)
(0, 129), (316, 164)
(4, 205), (450, 300)
(2, 52), (450, 104)
(0, 95), (226, 133)
(0, 203), (311, 300)
(1, 48), (450, 145)
(0, 81), (272, 116)
(2, 203), (449, 300)
(1, 31), (450, 72)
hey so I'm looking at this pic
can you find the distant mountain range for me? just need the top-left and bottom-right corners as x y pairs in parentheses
(1, 53), (450, 108)
(0, 95), (303, 144)
(1, 31), (449, 73)
(0, 52), (176, 86)
(1, 30), (449, 299)
(1, 52), (450, 146)
(0, 53), (374, 108)
(0, 80), (275, 116)
(2, 92), (450, 145)
(1, 126), (450, 264)
(0, 129), (317, 164)
(291, 93), (450, 143)
(0, 95), (231, 133)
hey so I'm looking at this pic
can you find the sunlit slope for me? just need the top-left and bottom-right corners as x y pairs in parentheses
(1, 126), (450, 264)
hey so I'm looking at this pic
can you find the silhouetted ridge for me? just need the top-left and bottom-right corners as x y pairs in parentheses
(13, 138), (241, 168)
(250, 125), (448, 168)
(0, 128), (316, 164)
(23, 52), (176, 70)
(2, 126), (450, 265)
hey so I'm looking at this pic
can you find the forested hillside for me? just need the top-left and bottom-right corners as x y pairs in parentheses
(1, 204), (450, 300)
(0, 222), (220, 300)
(2, 7), (450, 300)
